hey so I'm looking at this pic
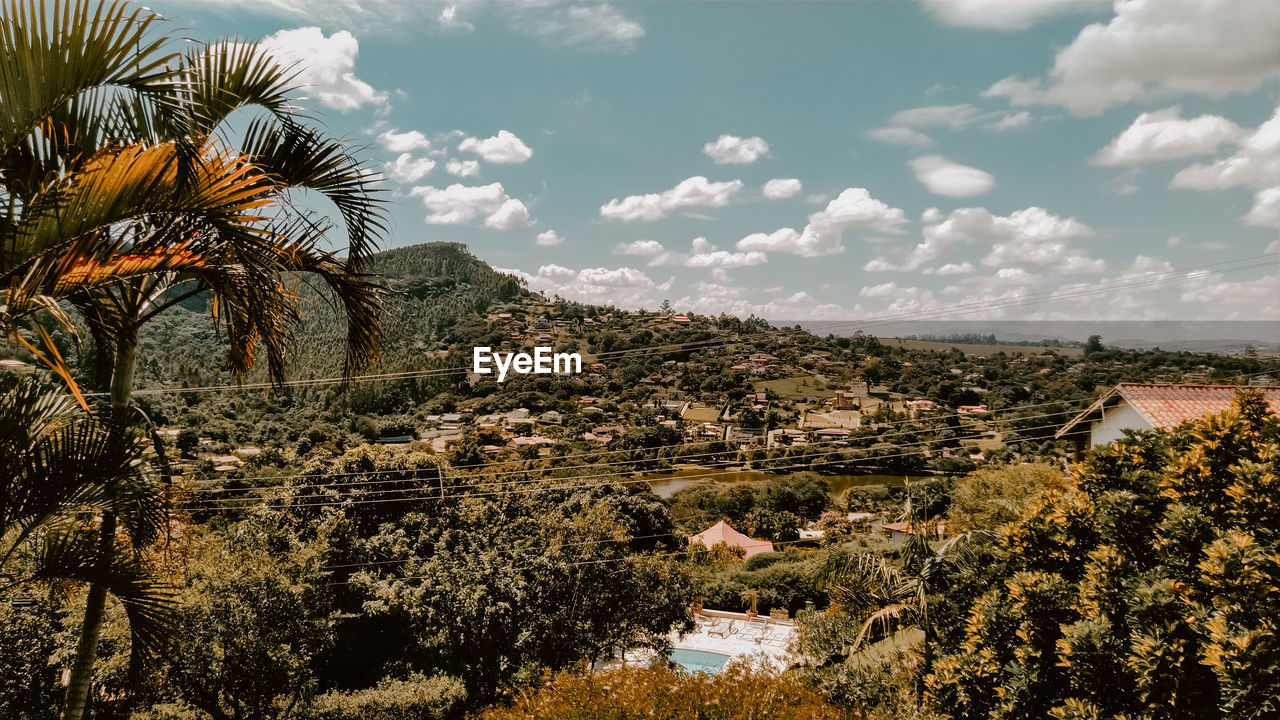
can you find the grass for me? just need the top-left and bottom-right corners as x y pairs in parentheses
(758, 375), (836, 398)
(888, 338), (1084, 358)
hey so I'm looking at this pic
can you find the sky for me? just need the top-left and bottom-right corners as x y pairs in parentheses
(158, 0), (1280, 322)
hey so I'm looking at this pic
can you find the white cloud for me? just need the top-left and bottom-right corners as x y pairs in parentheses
(866, 127), (935, 147)
(1170, 105), (1280, 228)
(923, 0), (1107, 30)
(458, 130), (533, 164)
(684, 237), (767, 269)
(514, 3), (645, 53)
(384, 153), (436, 183)
(910, 155), (994, 197)
(703, 135), (770, 165)
(863, 257), (898, 272)
(1244, 187), (1280, 228)
(499, 262), (670, 308)
(762, 178), (803, 199)
(1093, 107), (1242, 165)
(925, 206), (1094, 245)
(987, 111), (1031, 131)
(600, 176), (744, 222)
(377, 129), (431, 153)
(410, 182), (530, 229)
(932, 262), (976, 276)
(902, 206), (1099, 272)
(890, 104), (983, 130)
(259, 27), (387, 111)
(445, 159), (480, 177)
(737, 188), (907, 257)
(983, 0), (1280, 115)
(614, 239), (667, 257)
(535, 230), (564, 246)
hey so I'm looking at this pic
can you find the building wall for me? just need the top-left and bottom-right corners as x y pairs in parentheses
(1089, 399), (1154, 447)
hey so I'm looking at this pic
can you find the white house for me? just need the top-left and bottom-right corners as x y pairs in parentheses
(1056, 383), (1280, 449)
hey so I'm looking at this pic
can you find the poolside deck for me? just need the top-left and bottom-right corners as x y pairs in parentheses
(617, 610), (798, 670)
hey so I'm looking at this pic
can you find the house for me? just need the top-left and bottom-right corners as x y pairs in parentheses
(833, 389), (860, 410)
(882, 520), (946, 545)
(688, 520), (774, 560)
(956, 404), (989, 415)
(1056, 383), (1280, 449)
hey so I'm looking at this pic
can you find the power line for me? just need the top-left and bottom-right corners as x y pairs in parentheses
(175, 417), (1070, 511)
(182, 397), (1087, 489)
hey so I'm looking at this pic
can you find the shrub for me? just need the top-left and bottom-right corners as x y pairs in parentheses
(304, 674), (466, 720)
(480, 664), (854, 720)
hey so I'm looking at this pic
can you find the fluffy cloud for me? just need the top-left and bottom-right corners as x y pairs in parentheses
(931, 262), (976, 276)
(615, 239), (667, 257)
(445, 159), (480, 177)
(1170, 105), (1280, 227)
(384, 153), (436, 183)
(866, 127), (935, 147)
(458, 130), (533, 164)
(378, 129), (431, 153)
(922, 0), (1107, 30)
(259, 27), (386, 111)
(535, 230), (564, 246)
(916, 206), (1102, 273)
(984, 0), (1280, 115)
(600, 176), (744, 222)
(910, 155), (994, 197)
(703, 135), (770, 165)
(615, 238), (766, 268)
(737, 188), (907, 257)
(763, 178), (803, 199)
(1093, 107), (1242, 165)
(683, 237), (767, 269)
(410, 182), (530, 229)
(514, 3), (645, 53)
(498, 263), (670, 308)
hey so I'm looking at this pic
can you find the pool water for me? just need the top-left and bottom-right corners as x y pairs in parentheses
(669, 648), (731, 674)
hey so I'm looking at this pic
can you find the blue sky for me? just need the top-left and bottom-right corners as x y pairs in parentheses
(162, 0), (1279, 320)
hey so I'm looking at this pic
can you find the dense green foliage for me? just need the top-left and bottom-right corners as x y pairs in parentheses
(927, 391), (1280, 719)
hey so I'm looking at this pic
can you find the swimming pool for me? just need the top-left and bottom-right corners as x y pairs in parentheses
(669, 648), (731, 674)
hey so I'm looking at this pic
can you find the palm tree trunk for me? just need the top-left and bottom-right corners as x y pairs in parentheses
(62, 327), (138, 720)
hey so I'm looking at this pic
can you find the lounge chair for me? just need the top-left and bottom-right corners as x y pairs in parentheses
(707, 619), (732, 638)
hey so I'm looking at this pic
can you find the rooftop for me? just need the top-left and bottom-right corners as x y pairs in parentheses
(1057, 383), (1280, 438)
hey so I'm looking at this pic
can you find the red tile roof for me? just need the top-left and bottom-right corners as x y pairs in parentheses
(1057, 383), (1280, 438)
(1115, 383), (1280, 428)
(689, 520), (774, 559)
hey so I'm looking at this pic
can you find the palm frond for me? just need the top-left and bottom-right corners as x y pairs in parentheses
(0, 0), (176, 153)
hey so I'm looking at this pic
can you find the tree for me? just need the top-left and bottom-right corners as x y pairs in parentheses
(859, 357), (887, 394)
(1084, 334), (1104, 356)
(0, 378), (169, 715)
(821, 484), (978, 695)
(927, 391), (1280, 719)
(0, 3), (385, 717)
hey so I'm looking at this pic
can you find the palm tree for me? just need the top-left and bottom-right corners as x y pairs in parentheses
(821, 484), (979, 694)
(0, 377), (169, 682)
(1, 2), (387, 717)
(740, 588), (760, 616)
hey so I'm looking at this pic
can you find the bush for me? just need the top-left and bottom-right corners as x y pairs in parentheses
(305, 674), (466, 720)
(480, 664), (853, 720)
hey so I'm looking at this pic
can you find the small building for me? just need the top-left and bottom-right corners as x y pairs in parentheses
(689, 520), (774, 560)
(1056, 383), (1280, 449)
(882, 520), (946, 545)
(833, 389), (859, 410)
